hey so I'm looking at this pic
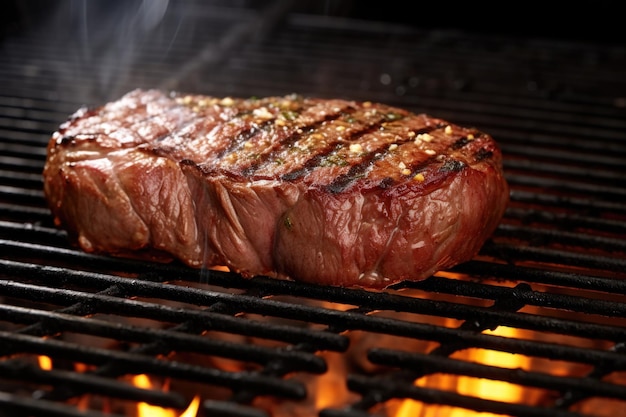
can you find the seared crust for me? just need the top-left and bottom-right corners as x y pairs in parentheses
(43, 89), (509, 289)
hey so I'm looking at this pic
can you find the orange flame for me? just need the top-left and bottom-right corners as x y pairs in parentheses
(132, 374), (200, 417)
(180, 396), (201, 417)
(394, 325), (530, 417)
(37, 355), (53, 371)
(314, 352), (352, 410)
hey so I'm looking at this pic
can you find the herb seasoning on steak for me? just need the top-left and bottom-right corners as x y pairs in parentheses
(43, 89), (509, 289)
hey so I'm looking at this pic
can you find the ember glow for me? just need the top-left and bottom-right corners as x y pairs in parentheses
(393, 325), (530, 417)
(314, 352), (352, 411)
(35, 357), (199, 416)
(132, 374), (200, 417)
(37, 355), (53, 371)
(29, 279), (617, 417)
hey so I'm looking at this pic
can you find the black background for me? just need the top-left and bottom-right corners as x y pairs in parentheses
(2, 0), (625, 45)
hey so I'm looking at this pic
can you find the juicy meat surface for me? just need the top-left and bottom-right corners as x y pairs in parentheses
(43, 89), (509, 289)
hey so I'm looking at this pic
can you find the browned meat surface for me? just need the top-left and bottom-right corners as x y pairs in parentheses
(43, 89), (509, 289)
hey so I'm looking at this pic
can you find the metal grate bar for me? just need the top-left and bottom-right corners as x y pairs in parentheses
(203, 400), (270, 417)
(480, 241), (626, 272)
(369, 349), (626, 401)
(454, 260), (626, 294)
(0, 391), (122, 417)
(503, 207), (626, 236)
(0, 304), (326, 373)
(330, 374), (587, 417)
(509, 189), (626, 216)
(3, 255), (625, 343)
(504, 159), (625, 183)
(494, 223), (626, 253)
(505, 174), (626, 200)
(0, 276), (347, 351)
(0, 331), (306, 400)
(0, 359), (186, 409)
(400, 279), (626, 328)
(3, 264), (626, 371)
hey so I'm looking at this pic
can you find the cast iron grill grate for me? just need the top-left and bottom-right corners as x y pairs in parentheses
(1, 1), (626, 416)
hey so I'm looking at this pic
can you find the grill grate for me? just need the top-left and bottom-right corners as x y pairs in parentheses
(1, 1), (626, 416)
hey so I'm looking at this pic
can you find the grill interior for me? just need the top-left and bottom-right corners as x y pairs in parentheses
(1, 1), (626, 416)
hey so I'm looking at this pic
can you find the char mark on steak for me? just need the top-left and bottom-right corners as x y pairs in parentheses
(43, 89), (509, 289)
(240, 106), (359, 178)
(277, 110), (393, 184)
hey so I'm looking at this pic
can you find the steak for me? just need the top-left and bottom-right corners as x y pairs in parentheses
(43, 89), (509, 289)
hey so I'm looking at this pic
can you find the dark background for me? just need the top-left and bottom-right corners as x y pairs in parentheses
(296, 0), (625, 45)
(2, 0), (625, 45)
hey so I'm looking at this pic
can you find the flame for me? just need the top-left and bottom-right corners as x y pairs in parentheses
(394, 325), (530, 417)
(74, 362), (89, 373)
(36, 357), (199, 416)
(180, 396), (201, 417)
(212, 265), (230, 272)
(38, 355), (53, 371)
(133, 374), (200, 417)
(314, 352), (351, 410)
(37, 356), (94, 410)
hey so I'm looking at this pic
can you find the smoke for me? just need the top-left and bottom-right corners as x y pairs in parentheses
(30, 0), (174, 103)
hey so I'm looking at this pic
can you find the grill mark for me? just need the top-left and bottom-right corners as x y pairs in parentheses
(63, 90), (160, 131)
(451, 137), (472, 150)
(55, 92), (167, 146)
(243, 112), (344, 178)
(207, 107), (285, 160)
(105, 91), (174, 132)
(55, 115), (172, 149)
(54, 132), (114, 149)
(323, 119), (494, 192)
(138, 101), (256, 162)
(149, 106), (215, 145)
(171, 95), (302, 161)
(443, 130), (492, 163)
(475, 147), (493, 162)
(331, 151), (435, 193)
(450, 132), (485, 150)
(154, 114), (205, 143)
(280, 142), (344, 181)
(280, 113), (391, 183)
(126, 102), (241, 161)
(389, 128), (490, 186)
(275, 107), (424, 182)
(214, 118), (274, 160)
(356, 127), (481, 189)
(379, 177), (394, 189)
(382, 129), (472, 185)
(370, 153), (469, 192)
(223, 100), (344, 174)
(439, 158), (466, 172)
(248, 103), (385, 179)
(324, 122), (443, 194)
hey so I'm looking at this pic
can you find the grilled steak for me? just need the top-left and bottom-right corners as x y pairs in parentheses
(43, 89), (509, 289)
